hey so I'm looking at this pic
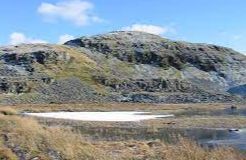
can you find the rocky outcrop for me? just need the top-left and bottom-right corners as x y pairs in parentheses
(119, 92), (238, 103)
(0, 44), (71, 95)
(66, 31), (246, 92)
(0, 45), (71, 68)
(95, 77), (199, 93)
(37, 78), (102, 103)
(0, 79), (29, 94)
(65, 32), (186, 70)
(65, 31), (246, 73)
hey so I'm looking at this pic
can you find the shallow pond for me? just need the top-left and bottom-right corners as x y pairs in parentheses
(73, 126), (246, 151)
(24, 111), (246, 151)
(204, 129), (246, 150)
(24, 111), (174, 122)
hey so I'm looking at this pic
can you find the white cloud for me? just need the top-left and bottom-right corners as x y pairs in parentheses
(38, 0), (102, 26)
(9, 32), (47, 45)
(58, 34), (75, 44)
(122, 24), (171, 35)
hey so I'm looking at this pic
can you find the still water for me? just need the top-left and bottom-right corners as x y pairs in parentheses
(24, 111), (246, 151)
(24, 111), (174, 122)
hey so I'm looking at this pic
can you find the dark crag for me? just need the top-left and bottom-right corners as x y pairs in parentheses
(0, 31), (245, 104)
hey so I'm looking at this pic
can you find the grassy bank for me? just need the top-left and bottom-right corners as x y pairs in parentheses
(0, 108), (108, 160)
(7, 103), (246, 129)
(6, 102), (245, 114)
(0, 107), (245, 160)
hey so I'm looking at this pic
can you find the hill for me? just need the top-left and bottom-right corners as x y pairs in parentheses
(0, 31), (245, 104)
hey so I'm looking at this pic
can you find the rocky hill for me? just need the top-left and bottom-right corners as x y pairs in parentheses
(0, 31), (245, 104)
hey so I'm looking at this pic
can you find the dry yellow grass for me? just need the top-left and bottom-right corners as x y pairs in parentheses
(96, 138), (245, 160)
(9, 103), (245, 129)
(161, 138), (244, 160)
(7, 102), (245, 113)
(0, 107), (17, 115)
(0, 147), (18, 160)
(0, 105), (245, 160)
(0, 110), (109, 160)
(141, 116), (246, 129)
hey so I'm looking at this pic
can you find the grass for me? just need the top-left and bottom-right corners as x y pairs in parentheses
(5, 102), (237, 112)
(95, 138), (245, 160)
(0, 110), (108, 160)
(30, 45), (115, 95)
(0, 135), (18, 160)
(0, 147), (18, 160)
(0, 107), (17, 115)
(34, 45), (99, 84)
(0, 104), (245, 159)
(163, 116), (246, 128)
(4, 102), (246, 128)
(0, 112), (244, 160)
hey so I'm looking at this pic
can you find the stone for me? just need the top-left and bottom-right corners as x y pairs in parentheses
(0, 31), (245, 104)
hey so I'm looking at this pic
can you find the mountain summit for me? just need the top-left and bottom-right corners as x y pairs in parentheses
(0, 31), (245, 104)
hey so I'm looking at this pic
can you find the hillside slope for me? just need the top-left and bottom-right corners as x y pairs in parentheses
(0, 31), (245, 104)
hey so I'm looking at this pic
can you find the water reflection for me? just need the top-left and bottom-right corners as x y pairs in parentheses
(204, 129), (246, 150)
(73, 126), (246, 150)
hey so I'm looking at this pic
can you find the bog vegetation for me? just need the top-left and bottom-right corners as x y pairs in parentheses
(0, 107), (245, 160)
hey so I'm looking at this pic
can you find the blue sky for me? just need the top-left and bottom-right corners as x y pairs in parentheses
(0, 0), (246, 53)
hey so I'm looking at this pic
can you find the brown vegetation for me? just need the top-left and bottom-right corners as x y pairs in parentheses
(96, 138), (245, 160)
(0, 112), (108, 160)
(0, 105), (245, 159)
(0, 107), (17, 116)
(7, 103), (245, 129)
(5, 102), (244, 113)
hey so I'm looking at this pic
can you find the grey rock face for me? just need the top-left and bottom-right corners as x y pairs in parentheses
(0, 44), (67, 95)
(66, 31), (246, 92)
(37, 77), (102, 103)
(0, 79), (29, 94)
(0, 31), (245, 104)
(0, 44), (71, 66)
(118, 92), (238, 103)
(65, 31), (244, 71)
(95, 77), (198, 93)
